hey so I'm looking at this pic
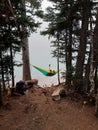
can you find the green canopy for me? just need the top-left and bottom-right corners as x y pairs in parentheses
(33, 65), (58, 76)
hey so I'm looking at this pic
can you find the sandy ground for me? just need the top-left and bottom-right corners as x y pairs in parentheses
(0, 85), (98, 130)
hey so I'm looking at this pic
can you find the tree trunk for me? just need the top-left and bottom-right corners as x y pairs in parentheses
(84, 14), (93, 92)
(84, 52), (90, 92)
(22, 37), (31, 81)
(65, 28), (72, 86)
(57, 46), (60, 85)
(57, 33), (60, 85)
(0, 82), (3, 107)
(10, 46), (15, 87)
(0, 51), (5, 91)
(75, 0), (90, 91)
(89, 33), (95, 93)
(93, 9), (98, 117)
(21, 0), (31, 81)
(94, 66), (98, 93)
(95, 90), (98, 117)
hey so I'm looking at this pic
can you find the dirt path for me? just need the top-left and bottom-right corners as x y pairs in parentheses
(0, 86), (98, 130)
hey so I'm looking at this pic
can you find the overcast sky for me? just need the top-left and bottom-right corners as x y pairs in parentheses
(14, 0), (64, 86)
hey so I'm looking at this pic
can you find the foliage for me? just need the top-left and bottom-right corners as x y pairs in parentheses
(0, 0), (43, 87)
(41, 0), (98, 92)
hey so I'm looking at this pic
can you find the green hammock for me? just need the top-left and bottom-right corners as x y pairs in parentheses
(33, 65), (58, 76)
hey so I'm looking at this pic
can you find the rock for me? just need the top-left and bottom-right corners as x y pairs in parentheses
(26, 79), (38, 88)
(52, 87), (66, 101)
(59, 88), (66, 98)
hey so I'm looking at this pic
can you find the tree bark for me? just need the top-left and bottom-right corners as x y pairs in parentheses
(0, 82), (3, 107)
(10, 46), (15, 87)
(22, 36), (31, 81)
(93, 9), (98, 117)
(75, 0), (90, 91)
(0, 51), (5, 91)
(21, 0), (31, 81)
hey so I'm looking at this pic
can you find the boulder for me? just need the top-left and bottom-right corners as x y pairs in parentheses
(26, 79), (38, 88)
(52, 87), (66, 101)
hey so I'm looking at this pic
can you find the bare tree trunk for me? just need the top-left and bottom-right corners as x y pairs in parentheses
(93, 9), (98, 117)
(84, 58), (90, 92)
(0, 82), (3, 107)
(57, 33), (60, 85)
(75, 0), (90, 91)
(22, 37), (31, 81)
(10, 46), (15, 87)
(0, 51), (5, 91)
(57, 50), (60, 85)
(95, 90), (98, 117)
(20, 0), (31, 81)
(89, 33), (95, 93)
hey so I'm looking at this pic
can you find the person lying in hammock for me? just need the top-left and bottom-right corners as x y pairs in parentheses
(49, 64), (55, 73)
(49, 69), (55, 73)
(33, 65), (58, 76)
